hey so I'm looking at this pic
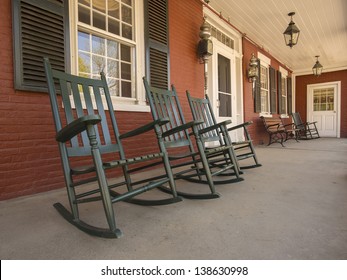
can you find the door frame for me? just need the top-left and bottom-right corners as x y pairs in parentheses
(207, 39), (244, 141)
(307, 81), (341, 138)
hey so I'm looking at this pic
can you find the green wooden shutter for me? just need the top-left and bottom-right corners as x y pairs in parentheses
(12, 0), (69, 92)
(144, 0), (169, 89)
(269, 67), (277, 114)
(277, 70), (283, 114)
(254, 59), (261, 113)
(287, 77), (292, 114)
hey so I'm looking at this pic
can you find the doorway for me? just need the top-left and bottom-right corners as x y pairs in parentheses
(208, 40), (242, 141)
(307, 81), (341, 137)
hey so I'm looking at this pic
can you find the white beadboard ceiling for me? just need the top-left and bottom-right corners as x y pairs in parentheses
(207, 0), (347, 74)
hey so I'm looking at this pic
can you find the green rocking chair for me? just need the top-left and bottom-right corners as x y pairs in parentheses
(143, 78), (243, 200)
(187, 93), (261, 169)
(44, 58), (182, 238)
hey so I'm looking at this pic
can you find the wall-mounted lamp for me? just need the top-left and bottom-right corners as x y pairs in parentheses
(283, 12), (300, 48)
(247, 53), (258, 82)
(312, 55), (323, 76)
(198, 18), (213, 62)
(197, 17), (213, 95)
(247, 53), (258, 98)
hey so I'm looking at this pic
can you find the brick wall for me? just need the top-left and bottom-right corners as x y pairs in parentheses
(0, 0), (164, 200)
(296, 70), (347, 138)
(169, 0), (204, 121)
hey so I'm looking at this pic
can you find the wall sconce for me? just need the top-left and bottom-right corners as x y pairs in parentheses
(283, 12), (300, 48)
(197, 17), (213, 95)
(247, 53), (258, 98)
(312, 55), (323, 76)
(198, 18), (213, 62)
(247, 53), (258, 82)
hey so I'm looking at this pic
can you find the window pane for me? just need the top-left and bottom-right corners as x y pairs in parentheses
(92, 35), (105, 55)
(121, 62), (131, 80)
(122, 24), (132, 39)
(92, 55), (106, 74)
(93, 0), (106, 13)
(107, 40), (119, 58)
(79, 5), (90, 24)
(78, 31), (90, 52)
(121, 4), (132, 24)
(107, 59), (119, 78)
(78, 52), (91, 76)
(121, 44), (130, 62)
(108, 17), (120, 35)
(93, 11), (106, 30)
(108, 0), (120, 18)
(121, 81), (131, 97)
(108, 78), (119, 96)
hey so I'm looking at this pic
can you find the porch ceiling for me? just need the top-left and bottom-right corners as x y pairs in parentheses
(207, 0), (347, 74)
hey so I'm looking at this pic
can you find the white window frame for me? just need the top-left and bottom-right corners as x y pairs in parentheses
(69, 0), (149, 112)
(279, 66), (288, 117)
(258, 52), (271, 116)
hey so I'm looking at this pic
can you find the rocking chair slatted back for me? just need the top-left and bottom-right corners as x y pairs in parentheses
(186, 93), (223, 144)
(144, 82), (191, 147)
(48, 69), (122, 157)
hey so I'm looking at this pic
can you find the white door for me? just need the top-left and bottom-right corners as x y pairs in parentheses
(307, 82), (340, 137)
(208, 43), (238, 140)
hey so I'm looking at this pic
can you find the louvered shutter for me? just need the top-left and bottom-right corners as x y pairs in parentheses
(254, 59), (261, 112)
(144, 0), (169, 89)
(277, 70), (283, 114)
(12, 0), (69, 92)
(269, 67), (277, 114)
(287, 77), (292, 114)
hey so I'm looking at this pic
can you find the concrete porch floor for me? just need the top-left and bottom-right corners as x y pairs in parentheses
(1, 138), (347, 260)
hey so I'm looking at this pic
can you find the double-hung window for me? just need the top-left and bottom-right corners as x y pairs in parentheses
(258, 53), (271, 115)
(260, 64), (269, 114)
(278, 67), (288, 115)
(75, 0), (145, 109)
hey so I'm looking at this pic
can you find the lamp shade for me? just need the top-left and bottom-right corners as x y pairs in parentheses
(283, 12), (300, 48)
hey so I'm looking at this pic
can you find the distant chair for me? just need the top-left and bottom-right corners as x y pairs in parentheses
(187, 92), (261, 169)
(44, 58), (182, 238)
(292, 112), (320, 140)
(143, 78), (243, 200)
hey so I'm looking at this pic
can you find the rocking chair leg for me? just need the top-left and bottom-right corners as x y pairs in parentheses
(88, 125), (120, 235)
(195, 131), (217, 195)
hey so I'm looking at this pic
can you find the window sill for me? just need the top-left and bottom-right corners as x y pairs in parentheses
(69, 96), (150, 113)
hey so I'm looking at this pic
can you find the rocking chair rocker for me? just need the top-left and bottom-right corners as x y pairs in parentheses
(44, 58), (182, 238)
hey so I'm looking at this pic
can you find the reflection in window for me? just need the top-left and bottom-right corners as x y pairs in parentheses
(77, 0), (134, 98)
(78, 32), (132, 97)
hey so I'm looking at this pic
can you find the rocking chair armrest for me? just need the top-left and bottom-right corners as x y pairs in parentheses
(198, 120), (231, 134)
(56, 114), (102, 143)
(227, 121), (253, 131)
(119, 118), (170, 139)
(162, 120), (204, 138)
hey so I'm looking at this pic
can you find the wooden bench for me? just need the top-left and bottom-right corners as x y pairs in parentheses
(261, 116), (298, 146)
